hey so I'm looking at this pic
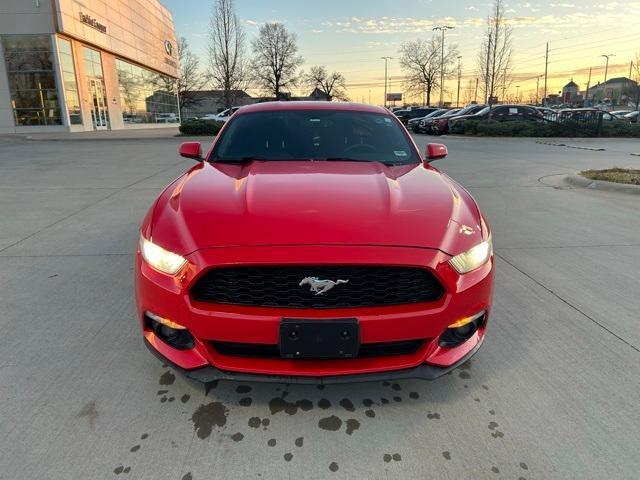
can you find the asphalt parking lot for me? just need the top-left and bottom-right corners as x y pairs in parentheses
(1, 132), (639, 479)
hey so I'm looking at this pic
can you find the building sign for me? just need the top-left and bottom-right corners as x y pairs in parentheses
(164, 40), (173, 57)
(386, 93), (402, 101)
(164, 58), (177, 68)
(79, 12), (107, 33)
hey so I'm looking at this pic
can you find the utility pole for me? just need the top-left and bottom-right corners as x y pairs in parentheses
(543, 42), (549, 107)
(535, 76), (540, 105)
(433, 25), (454, 107)
(381, 56), (393, 108)
(629, 60), (633, 79)
(368, 89), (371, 104)
(456, 56), (462, 107)
(515, 85), (520, 103)
(474, 77), (479, 103)
(585, 67), (592, 106)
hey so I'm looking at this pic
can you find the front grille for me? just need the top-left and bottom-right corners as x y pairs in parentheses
(191, 266), (444, 308)
(211, 339), (425, 359)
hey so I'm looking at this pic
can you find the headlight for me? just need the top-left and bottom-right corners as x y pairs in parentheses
(449, 235), (492, 274)
(139, 236), (187, 275)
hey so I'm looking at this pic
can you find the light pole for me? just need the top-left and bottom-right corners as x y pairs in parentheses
(381, 56), (393, 108)
(433, 25), (454, 107)
(601, 54), (615, 84)
(535, 75), (542, 105)
(456, 55), (462, 108)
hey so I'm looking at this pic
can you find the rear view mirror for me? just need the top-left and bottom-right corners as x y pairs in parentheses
(178, 142), (203, 162)
(425, 143), (448, 162)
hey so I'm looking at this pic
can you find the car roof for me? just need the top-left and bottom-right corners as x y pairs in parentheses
(237, 101), (388, 115)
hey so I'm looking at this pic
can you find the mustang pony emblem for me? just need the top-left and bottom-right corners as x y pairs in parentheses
(299, 277), (349, 295)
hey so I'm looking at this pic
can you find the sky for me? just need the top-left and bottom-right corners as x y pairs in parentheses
(162, 0), (640, 105)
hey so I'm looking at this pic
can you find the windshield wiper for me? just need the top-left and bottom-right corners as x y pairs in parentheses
(323, 157), (398, 166)
(214, 156), (268, 163)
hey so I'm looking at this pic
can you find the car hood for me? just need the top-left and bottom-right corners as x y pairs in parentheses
(150, 161), (484, 256)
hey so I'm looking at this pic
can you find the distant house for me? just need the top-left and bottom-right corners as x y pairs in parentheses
(586, 77), (638, 106)
(562, 80), (582, 105)
(259, 88), (333, 103)
(180, 90), (256, 118)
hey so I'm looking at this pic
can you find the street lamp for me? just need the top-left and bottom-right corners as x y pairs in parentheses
(433, 25), (454, 107)
(381, 56), (393, 108)
(601, 54), (615, 84)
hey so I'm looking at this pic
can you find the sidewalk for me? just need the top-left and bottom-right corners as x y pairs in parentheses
(0, 127), (183, 141)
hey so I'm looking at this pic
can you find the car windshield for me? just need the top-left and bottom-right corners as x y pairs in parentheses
(211, 110), (421, 165)
(474, 107), (491, 116)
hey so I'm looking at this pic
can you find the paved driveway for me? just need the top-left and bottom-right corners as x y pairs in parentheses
(1, 133), (639, 479)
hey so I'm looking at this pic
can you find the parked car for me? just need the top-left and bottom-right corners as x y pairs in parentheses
(154, 113), (179, 123)
(419, 109), (464, 135)
(409, 109), (449, 133)
(136, 101), (494, 385)
(395, 107), (439, 125)
(432, 104), (487, 135)
(200, 106), (243, 122)
(407, 108), (445, 132)
(610, 110), (632, 117)
(556, 108), (624, 122)
(449, 105), (543, 134)
(624, 111), (638, 123)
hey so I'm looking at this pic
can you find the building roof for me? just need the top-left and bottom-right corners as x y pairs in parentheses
(564, 80), (579, 88)
(237, 101), (387, 115)
(182, 90), (252, 99)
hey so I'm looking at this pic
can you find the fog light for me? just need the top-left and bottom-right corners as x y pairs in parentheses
(145, 311), (186, 329)
(439, 311), (485, 348)
(145, 311), (194, 350)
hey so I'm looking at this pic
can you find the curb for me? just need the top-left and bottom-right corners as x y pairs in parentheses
(536, 141), (605, 151)
(564, 174), (640, 195)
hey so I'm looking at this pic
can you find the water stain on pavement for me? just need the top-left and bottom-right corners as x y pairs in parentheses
(339, 398), (355, 412)
(269, 396), (313, 415)
(329, 462), (339, 472)
(318, 415), (342, 431)
(159, 371), (175, 385)
(236, 385), (252, 394)
(77, 400), (98, 429)
(284, 453), (293, 462)
(191, 402), (229, 439)
(318, 398), (331, 409)
(231, 432), (244, 442)
(442, 451), (451, 460)
(345, 419), (360, 435)
(295, 437), (304, 447)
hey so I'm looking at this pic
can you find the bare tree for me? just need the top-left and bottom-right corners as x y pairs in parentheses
(399, 37), (458, 106)
(304, 66), (348, 101)
(208, 0), (247, 108)
(177, 37), (206, 115)
(251, 22), (304, 99)
(476, 0), (513, 105)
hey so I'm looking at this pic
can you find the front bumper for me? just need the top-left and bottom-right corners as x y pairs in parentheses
(135, 244), (494, 380)
(144, 333), (484, 385)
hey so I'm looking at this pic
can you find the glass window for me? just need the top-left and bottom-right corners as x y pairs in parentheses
(211, 110), (421, 165)
(57, 38), (82, 125)
(1, 35), (62, 126)
(115, 58), (179, 125)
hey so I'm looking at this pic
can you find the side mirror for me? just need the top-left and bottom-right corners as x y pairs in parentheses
(425, 143), (448, 162)
(178, 142), (203, 162)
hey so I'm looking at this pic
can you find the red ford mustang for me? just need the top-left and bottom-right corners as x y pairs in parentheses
(135, 102), (494, 385)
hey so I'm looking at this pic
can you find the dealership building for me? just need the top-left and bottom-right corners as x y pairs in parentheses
(0, 0), (179, 134)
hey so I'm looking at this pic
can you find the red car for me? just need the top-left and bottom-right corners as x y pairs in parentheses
(135, 102), (494, 385)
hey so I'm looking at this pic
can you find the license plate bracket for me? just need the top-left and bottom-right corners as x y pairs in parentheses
(279, 318), (360, 359)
